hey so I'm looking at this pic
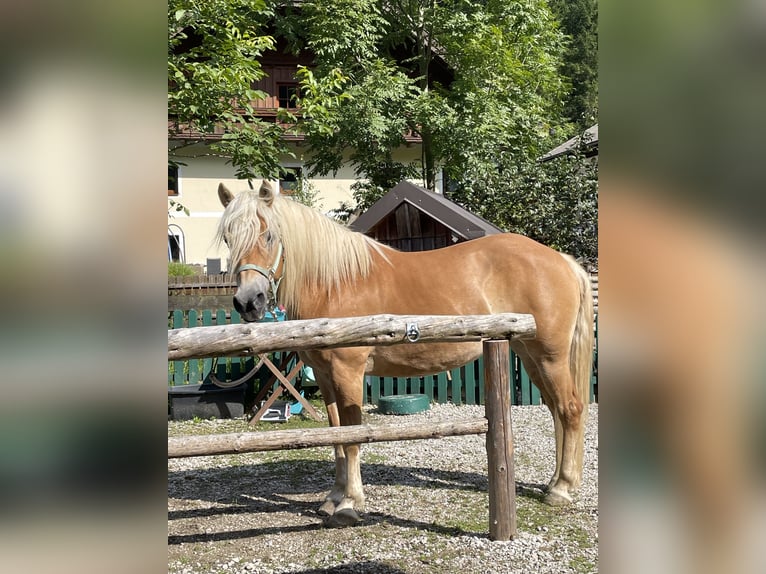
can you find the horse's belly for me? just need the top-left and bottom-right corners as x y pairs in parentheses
(365, 342), (482, 376)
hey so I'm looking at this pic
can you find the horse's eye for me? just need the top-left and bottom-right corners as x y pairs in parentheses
(264, 230), (273, 244)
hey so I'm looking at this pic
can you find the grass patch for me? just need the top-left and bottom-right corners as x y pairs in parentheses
(570, 553), (597, 573)
(517, 498), (566, 531)
(168, 261), (196, 276)
(168, 398), (329, 438)
(362, 452), (387, 464)
(443, 493), (489, 534)
(249, 412), (327, 432)
(517, 499), (596, 567)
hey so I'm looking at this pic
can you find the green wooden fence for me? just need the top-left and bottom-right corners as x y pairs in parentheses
(168, 309), (598, 406)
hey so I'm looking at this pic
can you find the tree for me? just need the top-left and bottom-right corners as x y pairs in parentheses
(450, 140), (598, 267)
(168, 0), (291, 181)
(293, 0), (568, 195)
(292, 0), (421, 202)
(547, 0), (598, 128)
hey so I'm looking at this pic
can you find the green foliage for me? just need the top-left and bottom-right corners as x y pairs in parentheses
(326, 201), (357, 223)
(168, 199), (189, 216)
(167, 0), (597, 260)
(293, 0), (425, 197)
(168, 0), (292, 179)
(350, 161), (419, 212)
(450, 138), (598, 267)
(548, 0), (598, 128)
(168, 261), (196, 276)
(288, 176), (322, 211)
(292, 0), (570, 203)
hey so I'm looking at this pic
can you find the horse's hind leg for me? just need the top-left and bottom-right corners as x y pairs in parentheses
(514, 345), (564, 494)
(542, 357), (585, 505)
(522, 345), (585, 506)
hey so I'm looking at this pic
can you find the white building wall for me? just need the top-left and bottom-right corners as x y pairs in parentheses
(169, 142), (422, 269)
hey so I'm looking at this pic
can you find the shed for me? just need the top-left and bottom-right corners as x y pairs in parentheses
(349, 181), (503, 251)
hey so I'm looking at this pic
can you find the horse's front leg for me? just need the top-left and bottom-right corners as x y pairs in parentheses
(317, 401), (347, 517)
(326, 441), (364, 527)
(309, 350), (368, 526)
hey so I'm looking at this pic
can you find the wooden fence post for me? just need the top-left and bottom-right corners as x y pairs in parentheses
(483, 339), (517, 541)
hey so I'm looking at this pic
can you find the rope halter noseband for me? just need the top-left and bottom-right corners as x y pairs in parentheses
(234, 241), (284, 311)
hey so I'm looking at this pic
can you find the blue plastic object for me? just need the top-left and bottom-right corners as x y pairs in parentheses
(289, 390), (305, 415)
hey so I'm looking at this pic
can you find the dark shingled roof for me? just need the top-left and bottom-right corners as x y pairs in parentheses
(349, 180), (504, 240)
(540, 124), (598, 162)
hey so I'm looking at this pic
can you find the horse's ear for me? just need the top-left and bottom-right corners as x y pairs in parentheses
(258, 179), (276, 206)
(218, 183), (234, 207)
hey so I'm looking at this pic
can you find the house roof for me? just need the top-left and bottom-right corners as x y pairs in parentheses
(349, 181), (504, 240)
(540, 124), (598, 162)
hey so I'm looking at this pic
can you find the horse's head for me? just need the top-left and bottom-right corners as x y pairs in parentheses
(217, 180), (284, 322)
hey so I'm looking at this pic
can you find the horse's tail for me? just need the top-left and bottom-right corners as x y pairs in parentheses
(562, 254), (595, 475)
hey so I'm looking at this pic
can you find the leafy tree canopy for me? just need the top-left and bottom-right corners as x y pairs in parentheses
(548, 0), (598, 128)
(168, 0), (290, 180)
(293, 0), (569, 190)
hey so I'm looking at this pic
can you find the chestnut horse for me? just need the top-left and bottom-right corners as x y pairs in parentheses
(216, 180), (594, 527)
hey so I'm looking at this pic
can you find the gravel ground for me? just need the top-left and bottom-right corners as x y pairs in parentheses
(168, 403), (598, 574)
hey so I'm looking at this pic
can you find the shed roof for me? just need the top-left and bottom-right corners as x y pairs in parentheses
(540, 124), (598, 162)
(349, 180), (504, 240)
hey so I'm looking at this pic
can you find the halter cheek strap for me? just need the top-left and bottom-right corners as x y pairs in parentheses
(235, 241), (284, 310)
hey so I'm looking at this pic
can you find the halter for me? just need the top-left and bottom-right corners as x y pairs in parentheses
(234, 241), (284, 310)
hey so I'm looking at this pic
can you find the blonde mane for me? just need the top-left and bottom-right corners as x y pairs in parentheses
(216, 191), (389, 316)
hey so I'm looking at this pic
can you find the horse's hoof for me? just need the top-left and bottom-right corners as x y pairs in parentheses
(317, 500), (337, 517)
(543, 490), (572, 506)
(323, 508), (361, 528)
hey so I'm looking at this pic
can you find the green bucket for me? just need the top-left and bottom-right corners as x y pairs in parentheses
(377, 394), (430, 415)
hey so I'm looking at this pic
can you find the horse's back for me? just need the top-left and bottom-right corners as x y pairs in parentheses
(337, 233), (584, 377)
(377, 233), (581, 315)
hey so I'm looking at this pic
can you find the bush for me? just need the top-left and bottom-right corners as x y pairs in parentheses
(168, 262), (196, 277)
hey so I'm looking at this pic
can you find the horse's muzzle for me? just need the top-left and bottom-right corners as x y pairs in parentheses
(232, 288), (267, 322)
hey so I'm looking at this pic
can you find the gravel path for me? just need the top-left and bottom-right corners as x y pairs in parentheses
(168, 403), (598, 573)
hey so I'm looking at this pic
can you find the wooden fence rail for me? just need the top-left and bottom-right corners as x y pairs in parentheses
(168, 417), (489, 458)
(168, 309), (597, 405)
(168, 312), (536, 360)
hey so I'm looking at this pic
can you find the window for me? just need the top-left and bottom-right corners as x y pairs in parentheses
(277, 83), (300, 108)
(168, 224), (185, 262)
(168, 234), (182, 262)
(168, 165), (179, 196)
(279, 167), (301, 195)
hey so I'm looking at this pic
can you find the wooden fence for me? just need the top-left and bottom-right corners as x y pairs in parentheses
(168, 308), (597, 405)
(168, 315), (527, 540)
(169, 275), (236, 311)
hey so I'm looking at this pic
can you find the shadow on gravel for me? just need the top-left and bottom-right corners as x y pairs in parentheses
(168, 520), (324, 545)
(292, 562), (405, 574)
(168, 458), (489, 512)
(168, 458), (551, 544)
(516, 481), (549, 500)
(168, 509), (481, 545)
(169, 458), (551, 505)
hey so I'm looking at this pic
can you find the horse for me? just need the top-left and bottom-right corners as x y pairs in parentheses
(215, 180), (594, 527)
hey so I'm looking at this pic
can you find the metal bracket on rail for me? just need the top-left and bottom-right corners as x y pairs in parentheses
(405, 322), (421, 343)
